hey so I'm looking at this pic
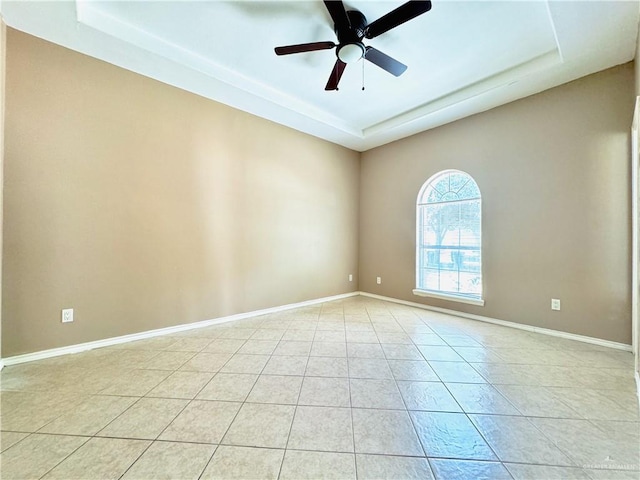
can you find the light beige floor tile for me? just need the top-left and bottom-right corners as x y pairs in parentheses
(262, 355), (308, 376)
(345, 331), (379, 343)
(0, 391), (87, 432)
(430, 459), (511, 480)
(220, 354), (270, 374)
(530, 417), (640, 470)
(470, 362), (541, 385)
(347, 343), (385, 358)
(470, 414), (574, 466)
(382, 344), (423, 360)
(0, 431), (28, 452)
(238, 340), (279, 355)
(251, 329), (286, 341)
(446, 383), (520, 415)
(282, 330), (316, 341)
(418, 346), (464, 361)
(585, 468), (640, 479)
(246, 375), (303, 404)
(305, 357), (349, 377)
(356, 454), (434, 479)
(505, 462), (591, 479)
(410, 411), (496, 460)
(546, 387), (639, 421)
(288, 405), (353, 452)
(159, 400), (241, 443)
(314, 330), (346, 342)
(452, 347), (505, 363)
(39, 395), (137, 435)
(440, 335), (482, 347)
(197, 373), (258, 401)
(43, 437), (150, 480)
(179, 353), (233, 372)
(352, 409), (423, 456)
(279, 450), (356, 480)
(429, 361), (487, 383)
(201, 445), (284, 480)
(388, 360), (440, 381)
(164, 338), (212, 352)
(202, 339), (246, 354)
(124, 336), (178, 351)
(273, 341), (313, 356)
(122, 441), (215, 480)
(348, 358), (393, 379)
(147, 371), (214, 399)
(376, 332), (413, 344)
(565, 350), (633, 369)
(311, 342), (347, 357)
(222, 403), (295, 448)
(298, 376), (350, 407)
(138, 351), (196, 370)
(103, 350), (163, 369)
(493, 384), (582, 418)
(409, 334), (447, 346)
(397, 381), (462, 412)
(350, 378), (405, 409)
(491, 347), (580, 367)
(316, 322), (346, 332)
(98, 397), (187, 440)
(0, 433), (88, 480)
(217, 329), (255, 340)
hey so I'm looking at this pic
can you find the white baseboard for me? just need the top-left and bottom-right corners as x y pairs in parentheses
(636, 371), (640, 408)
(359, 291), (633, 352)
(1, 291), (359, 367)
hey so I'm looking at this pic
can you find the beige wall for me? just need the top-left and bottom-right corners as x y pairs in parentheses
(0, 20), (5, 362)
(635, 30), (640, 378)
(3, 29), (360, 356)
(360, 63), (634, 344)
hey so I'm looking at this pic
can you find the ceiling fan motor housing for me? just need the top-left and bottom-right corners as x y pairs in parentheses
(336, 10), (367, 43)
(335, 10), (367, 63)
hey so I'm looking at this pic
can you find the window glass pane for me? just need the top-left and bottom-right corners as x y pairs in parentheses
(457, 180), (480, 200)
(416, 170), (482, 299)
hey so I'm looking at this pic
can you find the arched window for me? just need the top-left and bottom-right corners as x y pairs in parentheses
(414, 170), (484, 306)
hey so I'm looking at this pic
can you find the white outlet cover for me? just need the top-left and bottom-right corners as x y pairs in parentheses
(349, 274), (353, 282)
(62, 308), (74, 323)
(551, 299), (561, 311)
(376, 277), (382, 284)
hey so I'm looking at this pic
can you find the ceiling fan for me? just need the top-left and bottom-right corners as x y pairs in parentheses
(274, 1), (432, 91)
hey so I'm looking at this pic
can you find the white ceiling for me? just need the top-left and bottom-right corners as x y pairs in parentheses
(2, 1), (639, 151)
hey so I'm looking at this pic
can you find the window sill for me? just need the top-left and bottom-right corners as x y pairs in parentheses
(412, 289), (485, 306)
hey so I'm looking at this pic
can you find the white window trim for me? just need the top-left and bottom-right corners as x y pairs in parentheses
(413, 288), (485, 306)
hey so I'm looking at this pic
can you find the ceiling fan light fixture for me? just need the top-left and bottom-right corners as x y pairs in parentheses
(337, 43), (365, 63)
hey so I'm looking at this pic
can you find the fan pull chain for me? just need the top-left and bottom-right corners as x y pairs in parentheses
(362, 58), (365, 91)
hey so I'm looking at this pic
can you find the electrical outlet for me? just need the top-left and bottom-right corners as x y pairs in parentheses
(348, 274), (353, 282)
(62, 308), (74, 323)
(551, 299), (561, 311)
(376, 276), (382, 285)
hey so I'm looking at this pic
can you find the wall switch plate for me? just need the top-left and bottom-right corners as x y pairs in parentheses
(551, 299), (561, 311)
(62, 308), (74, 323)
(349, 274), (353, 282)
(376, 277), (382, 285)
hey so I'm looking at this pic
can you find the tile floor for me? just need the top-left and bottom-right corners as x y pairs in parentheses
(0, 297), (638, 479)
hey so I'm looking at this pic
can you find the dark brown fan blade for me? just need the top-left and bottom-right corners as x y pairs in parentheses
(325, 59), (347, 90)
(324, 1), (350, 34)
(364, 1), (432, 39)
(364, 47), (407, 76)
(275, 42), (336, 55)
